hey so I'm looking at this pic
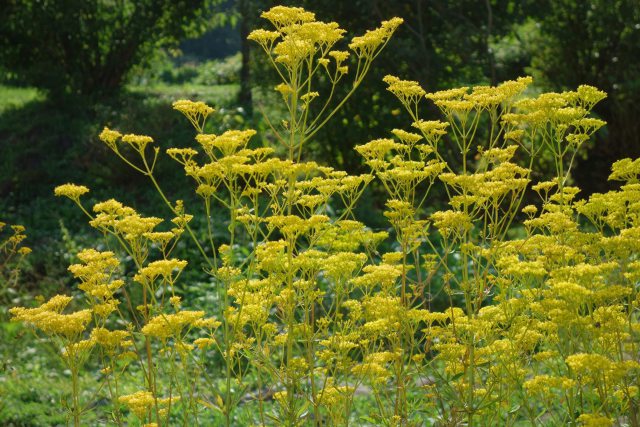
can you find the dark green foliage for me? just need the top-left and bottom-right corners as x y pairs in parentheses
(0, 0), (219, 98)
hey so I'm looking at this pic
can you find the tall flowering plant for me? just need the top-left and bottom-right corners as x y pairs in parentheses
(10, 5), (639, 427)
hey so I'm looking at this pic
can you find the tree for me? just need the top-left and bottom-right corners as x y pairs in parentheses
(0, 0), (220, 98)
(236, 0), (254, 115)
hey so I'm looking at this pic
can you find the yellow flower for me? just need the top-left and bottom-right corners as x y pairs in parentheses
(91, 327), (128, 349)
(141, 310), (205, 339)
(383, 75), (425, 107)
(260, 6), (315, 30)
(411, 120), (449, 143)
(425, 87), (469, 101)
(247, 29), (280, 50)
(121, 134), (153, 151)
(391, 128), (423, 145)
(349, 18), (403, 59)
(566, 353), (611, 378)
(193, 337), (216, 350)
(99, 127), (122, 150)
(355, 138), (401, 162)
(136, 258), (188, 283)
(577, 414), (613, 427)
(609, 158), (640, 182)
(169, 295), (181, 308)
(10, 296), (92, 339)
(329, 50), (349, 63)
(166, 147), (198, 165)
(318, 385), (353, 407)
(351, 264), (402, 291)
(54, 183), (89, 201)
(172, 99), (215, 132)
(431, 210), (473, 239)
(523, 375), (576, 395)
(576, 85), (607, 107)
(118, 391), (155, 419)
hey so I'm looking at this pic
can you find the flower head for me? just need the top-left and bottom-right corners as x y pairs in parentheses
(54, 183), (90, 201)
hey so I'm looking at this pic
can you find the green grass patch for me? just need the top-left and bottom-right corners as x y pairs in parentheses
(127, 83), (240, 106)
(0, 85), (44, 113)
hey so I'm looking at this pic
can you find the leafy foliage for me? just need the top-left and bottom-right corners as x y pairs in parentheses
(0, 0), (220, 97)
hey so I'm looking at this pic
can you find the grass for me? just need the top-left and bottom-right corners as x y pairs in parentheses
(0, 85), (44, 113)
(127, 83), (240, 107)
(0, 82), (240, 117)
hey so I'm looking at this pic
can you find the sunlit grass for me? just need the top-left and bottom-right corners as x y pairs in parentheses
(0, 85), (44, 113)
(127, 83), (240, 106)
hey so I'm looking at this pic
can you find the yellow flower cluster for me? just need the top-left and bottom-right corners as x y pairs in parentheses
(248, 4), (402, 111)
(260, 6), (315, 30)
(90, 327), (129, 349)
(383, 75), (425, 109)
(0, 221), (31, 300)
(249, 6), (346, 73)
(10, 295), (91, 339)
(68, 249), (123, 317)
(356, 128), (447, 207)
(608, 157), (640, 182)
(54, 183), (90, 201)
(136, 258), (187, 283)
(0, 221), (31, 288)
(118, 391), (156, 419)
(99, 127), (122, 150)
(141, 310), (205, 339)
(348, 17), (403, 59)
(99, 127), (155, 153)
(430, 210), (473, 239)
(172, 99), (215, 133)
(90, 199), (164, 243)
(122, 134), (153, 151)
(523, 374), (576, 395)
(17, 5), (637, 425)
(577, 414), (614, 427)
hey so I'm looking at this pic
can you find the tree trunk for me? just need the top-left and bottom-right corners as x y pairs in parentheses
(238, 0), (253, 116)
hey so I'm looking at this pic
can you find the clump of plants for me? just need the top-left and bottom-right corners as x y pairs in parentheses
(9, 5), (640, 427)
(1, 221), (30, 306)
